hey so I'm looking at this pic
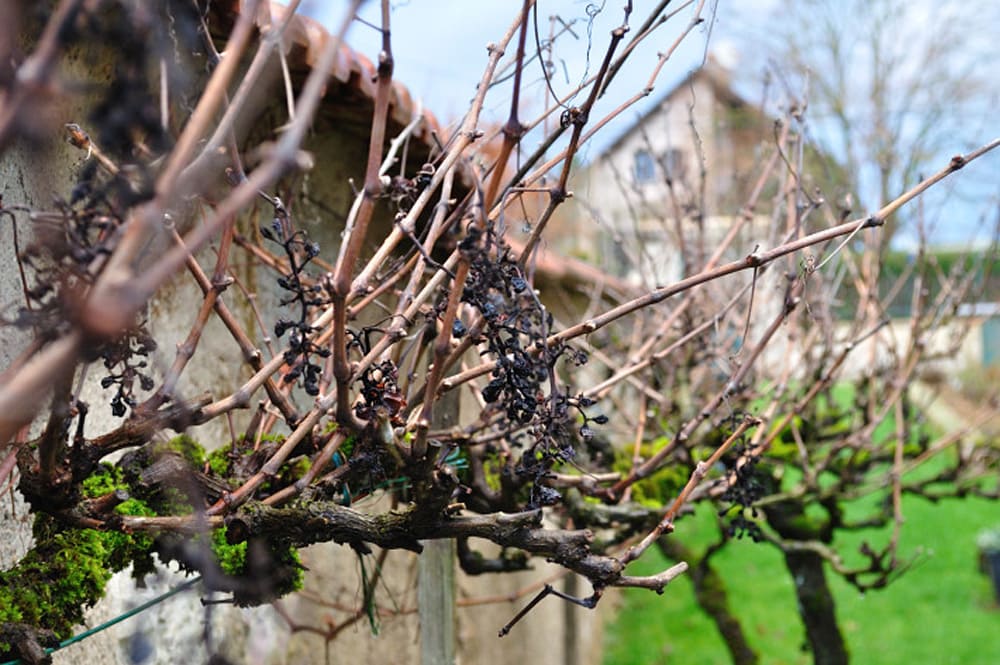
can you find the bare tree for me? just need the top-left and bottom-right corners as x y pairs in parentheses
(738, 0), (1000, 247)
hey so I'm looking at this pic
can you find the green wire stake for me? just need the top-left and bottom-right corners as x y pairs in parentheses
(1, 576), (202, 665)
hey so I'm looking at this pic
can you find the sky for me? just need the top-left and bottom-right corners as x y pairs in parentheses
(295, 1), (997, 249)
(300, 0), (768, 158)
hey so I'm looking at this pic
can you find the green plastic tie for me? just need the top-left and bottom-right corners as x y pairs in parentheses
(1, 576), (202, 665)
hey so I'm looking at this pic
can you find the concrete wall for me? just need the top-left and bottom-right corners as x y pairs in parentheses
(0, 38), (273, 664)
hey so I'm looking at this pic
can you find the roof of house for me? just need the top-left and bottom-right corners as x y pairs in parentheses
(212, 1), (449, 148)
(591, 56), (758, 162)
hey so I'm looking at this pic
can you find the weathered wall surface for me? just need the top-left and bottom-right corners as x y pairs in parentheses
(0, 41), (268, 663)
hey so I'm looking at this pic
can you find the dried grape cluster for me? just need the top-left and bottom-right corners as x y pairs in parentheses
(261, 203), (330, 396)
(6, 153), (157, 417)
(516, 392), (609, 508)
(718, 429), (766, 542)
(354, 359), (406, 424)
(99, 327), (157, 417)
(384, 163), (436, 214)
(2, 2), (206, 418)
(460, 224), (547, 424)
(457, 221), (605, 508)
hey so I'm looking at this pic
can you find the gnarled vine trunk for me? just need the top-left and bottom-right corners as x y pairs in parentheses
(658, 538), (758, 665)
(782, 549), (848, 665)
(765, 499), (848, 665)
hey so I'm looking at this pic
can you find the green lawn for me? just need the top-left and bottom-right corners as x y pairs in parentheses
(604, 495), (1000, 664)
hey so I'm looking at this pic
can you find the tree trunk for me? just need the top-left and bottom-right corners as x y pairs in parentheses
(764, 499), (848, 665)
(782, 549), (848, 665)
(658, 538), (758, 665)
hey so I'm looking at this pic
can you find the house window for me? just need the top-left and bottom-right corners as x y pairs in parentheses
(633, 149), (656, 184)
(662, 148), (686, 180)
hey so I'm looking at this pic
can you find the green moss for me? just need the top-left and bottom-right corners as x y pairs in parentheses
(206, 433), (286, 478)
(211, 527), (248, 576)
(81, 463), (128, 498)
(0, 459), (171, 657)
(0, 515), (151, 645)
(483, 455), (503, 492)
(114, 498), (155, 517)
(206, 445), (233, 477)
(1, 435), (316, 657)
(270, 545), (304, 598)
(281, 456), (310, 483)
(201, 526), (303, 605)
(160, 434), (206, 468)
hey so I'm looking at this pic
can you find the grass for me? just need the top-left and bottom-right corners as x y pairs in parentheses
(604, 381), (1000, 663)
(604, 493), (1000, 664)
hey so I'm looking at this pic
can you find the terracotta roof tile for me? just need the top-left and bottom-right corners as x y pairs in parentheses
(220, 1), (447, 147)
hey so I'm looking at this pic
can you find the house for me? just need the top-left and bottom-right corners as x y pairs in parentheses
(558, 56), (995, 377)
(560, 57), (775, 286)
